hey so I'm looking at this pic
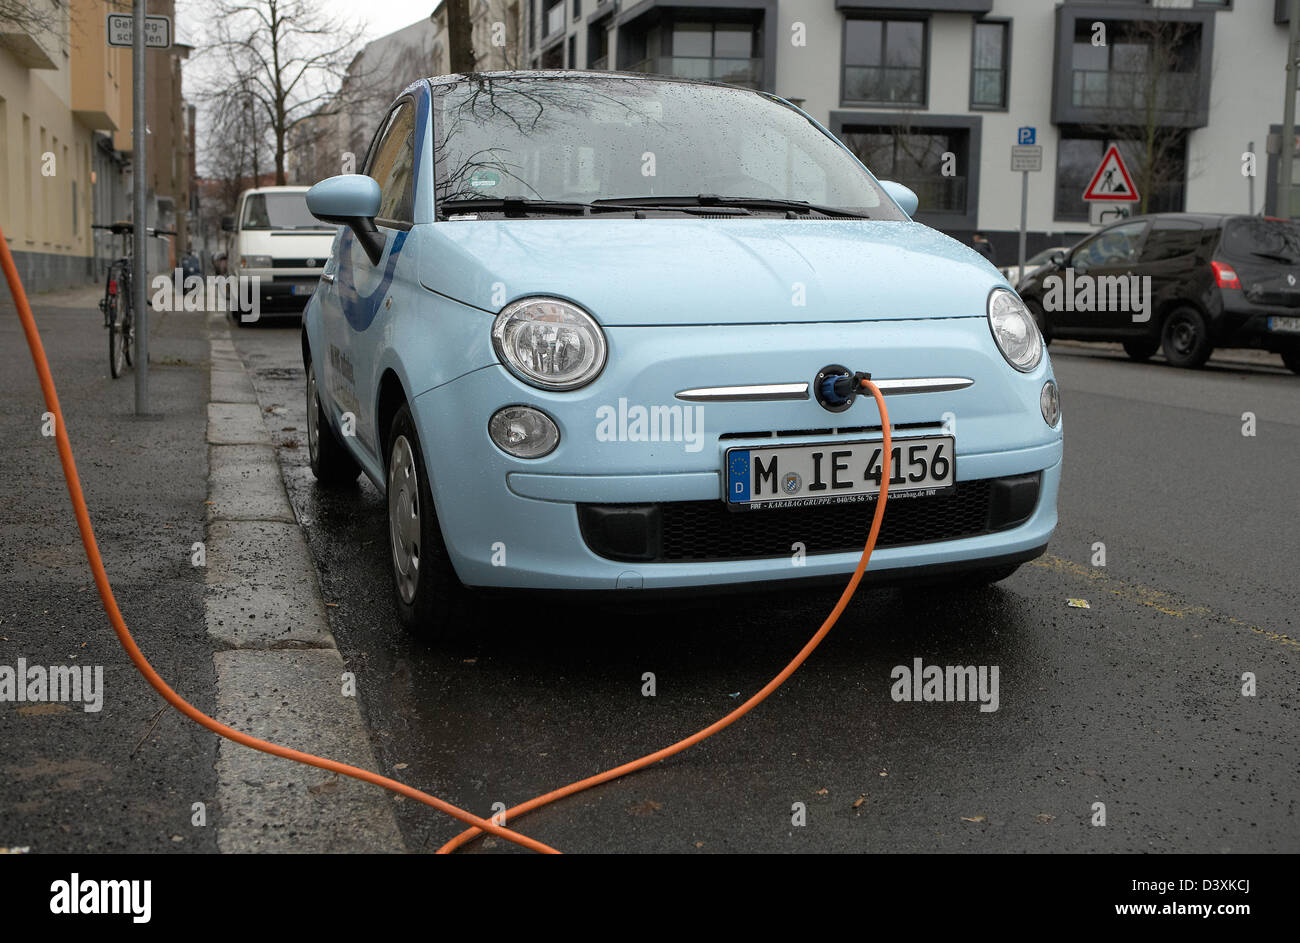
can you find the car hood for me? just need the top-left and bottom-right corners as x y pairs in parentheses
(420, 219), (1002, 326)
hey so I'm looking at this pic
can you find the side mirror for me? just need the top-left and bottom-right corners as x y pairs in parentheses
(1049, 250), (1066, 267)
(220, 214), (236, 232)
(307, 174), (384, 265)
(879, 180), (919, 217)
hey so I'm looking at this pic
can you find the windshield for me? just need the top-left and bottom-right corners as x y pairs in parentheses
(241, 192), (332, 231)
(430, 75), (903, 218)
(1222, 217), (1300, 263)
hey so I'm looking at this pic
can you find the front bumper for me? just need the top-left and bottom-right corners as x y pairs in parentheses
(409, 318), (1062, 591)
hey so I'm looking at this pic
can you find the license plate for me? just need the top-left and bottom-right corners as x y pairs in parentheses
(1269, 315), (1300, 333)
(726, 435), (956, 508)
(291, 282), (316, 297)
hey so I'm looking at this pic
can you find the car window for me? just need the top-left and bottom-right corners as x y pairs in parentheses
(430, 76), (902, 216)
(1139, 219), (1203, 263)
(1221, 217), (1300, 263)
(1073, 221), (1147, 268)
(367, 101), (416, 224)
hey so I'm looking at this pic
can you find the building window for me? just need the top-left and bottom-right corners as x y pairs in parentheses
(1054, 134), (1186, 221)
(568, 34), (576, 69)
(1069, 20), (1200, 113)
(588, 24), (609, 69)
(543, 0), (564, 38)
(843, 18), (926, 107)
(840, 126), (967, 214)
(573, 0), (581, 20)
(971, 21), (1009, 110)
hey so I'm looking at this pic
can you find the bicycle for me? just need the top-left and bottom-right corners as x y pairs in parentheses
(93, 222), (174, 378)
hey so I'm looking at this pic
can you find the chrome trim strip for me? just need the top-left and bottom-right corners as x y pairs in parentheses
(872, 377), (974, 395)
(675, 383), (809, 402)
(675, 377), (973, 402)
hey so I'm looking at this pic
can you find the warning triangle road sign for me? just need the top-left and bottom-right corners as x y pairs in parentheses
(1082, 144), (1140, 202)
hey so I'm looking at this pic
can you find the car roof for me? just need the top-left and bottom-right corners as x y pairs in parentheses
(424, 69), (773, 98)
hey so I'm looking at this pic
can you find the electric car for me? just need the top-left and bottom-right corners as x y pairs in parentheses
(301, 72), (1062, 632)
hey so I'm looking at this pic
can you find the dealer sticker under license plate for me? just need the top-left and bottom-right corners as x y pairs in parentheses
(726, 435), (956, 508)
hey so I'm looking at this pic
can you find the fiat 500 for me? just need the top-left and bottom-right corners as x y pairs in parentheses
(302, 72), (1062, 632)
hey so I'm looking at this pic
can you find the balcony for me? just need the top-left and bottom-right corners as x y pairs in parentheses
(843, 65), (925, 106)
(629, 56), (762, 89)
(544, 3), (566, 38)
(1070, 69), (1199, 114)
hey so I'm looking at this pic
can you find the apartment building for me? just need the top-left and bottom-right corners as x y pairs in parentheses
(0, 0), (190, 292)
(523, 0), (1296, 256)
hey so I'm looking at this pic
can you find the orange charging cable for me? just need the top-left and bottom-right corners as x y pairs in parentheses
(4, 225), (890, 855)
(437, 380), (890, 853)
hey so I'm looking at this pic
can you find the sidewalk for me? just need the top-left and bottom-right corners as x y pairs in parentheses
(0, 285), (218, 852)
(0, 281), (403, 853)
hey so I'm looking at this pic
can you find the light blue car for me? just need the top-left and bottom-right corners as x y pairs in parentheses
(302, 72), (1062, 632)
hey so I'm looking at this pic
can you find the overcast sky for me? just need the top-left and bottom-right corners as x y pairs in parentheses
(175, 0), (441, 47)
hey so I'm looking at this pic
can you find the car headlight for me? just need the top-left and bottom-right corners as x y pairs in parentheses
(492, 297), (607, 391)
(241, 254), (273, 268)
(987, 288), (1043, 372)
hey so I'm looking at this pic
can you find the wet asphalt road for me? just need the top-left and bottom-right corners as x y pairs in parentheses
(234, 318), (1298, 854)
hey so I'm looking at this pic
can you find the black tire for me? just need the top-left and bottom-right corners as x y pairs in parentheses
(1160, 306), (1213, 368)
(1026, 298), (1052, 346)
(1122, 337), (1159, 362)
(121, 306), (134, 367)
(305, 359), (361, 487)
(107, 270), (128, 378)
(1282, 350), (1300, 375)
(386, 402), (467, 634)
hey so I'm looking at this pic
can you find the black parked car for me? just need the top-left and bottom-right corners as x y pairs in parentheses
(1018, 213), (1300, 373)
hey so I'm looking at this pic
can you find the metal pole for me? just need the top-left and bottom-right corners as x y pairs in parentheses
(1248, 140), (1256, 215)
(132, 0), (149, 414)
(1017, 170), (1028, 282)
(1280, 0), (1300, 219)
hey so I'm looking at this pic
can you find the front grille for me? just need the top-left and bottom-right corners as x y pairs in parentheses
(578, 473), (1040, 563)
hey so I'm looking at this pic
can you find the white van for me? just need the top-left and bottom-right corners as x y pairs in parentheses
(222, 185), (336, 320)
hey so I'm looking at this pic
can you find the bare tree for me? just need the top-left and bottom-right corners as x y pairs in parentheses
(1079, 18), (1203, 214)
(0, 0), (57, 34)
(444, 0), (475, 73)
(197, 0), (359, 185)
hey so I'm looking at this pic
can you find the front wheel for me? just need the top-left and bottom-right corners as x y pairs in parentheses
(1161, 306), (1213, 368)
(1122, 337), (1159, 362)
(305, 360), (361, 487)
(386, 403), (466, 634)
(1026, 299), (1052, 346)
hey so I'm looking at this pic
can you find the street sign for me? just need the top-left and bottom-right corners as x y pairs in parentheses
(106, 13), (172, 49)
(1018, 126), (1036, 146)
(1083, 144), (1139, 202)
(1011, 145), (1042, 172)
(1089, 203), (1132, 226)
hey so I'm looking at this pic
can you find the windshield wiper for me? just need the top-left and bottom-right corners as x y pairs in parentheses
(591, 195), (875, 219)
(1249, 249), (1299, 264)
(438, 197), (595, 218)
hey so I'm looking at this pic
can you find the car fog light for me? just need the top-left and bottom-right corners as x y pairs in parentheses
(1040, 380), (1060, 428)
(489, 405), (559, 458)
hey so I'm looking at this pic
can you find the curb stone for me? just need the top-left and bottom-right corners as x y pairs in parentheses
(206, 315), (405, 853)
